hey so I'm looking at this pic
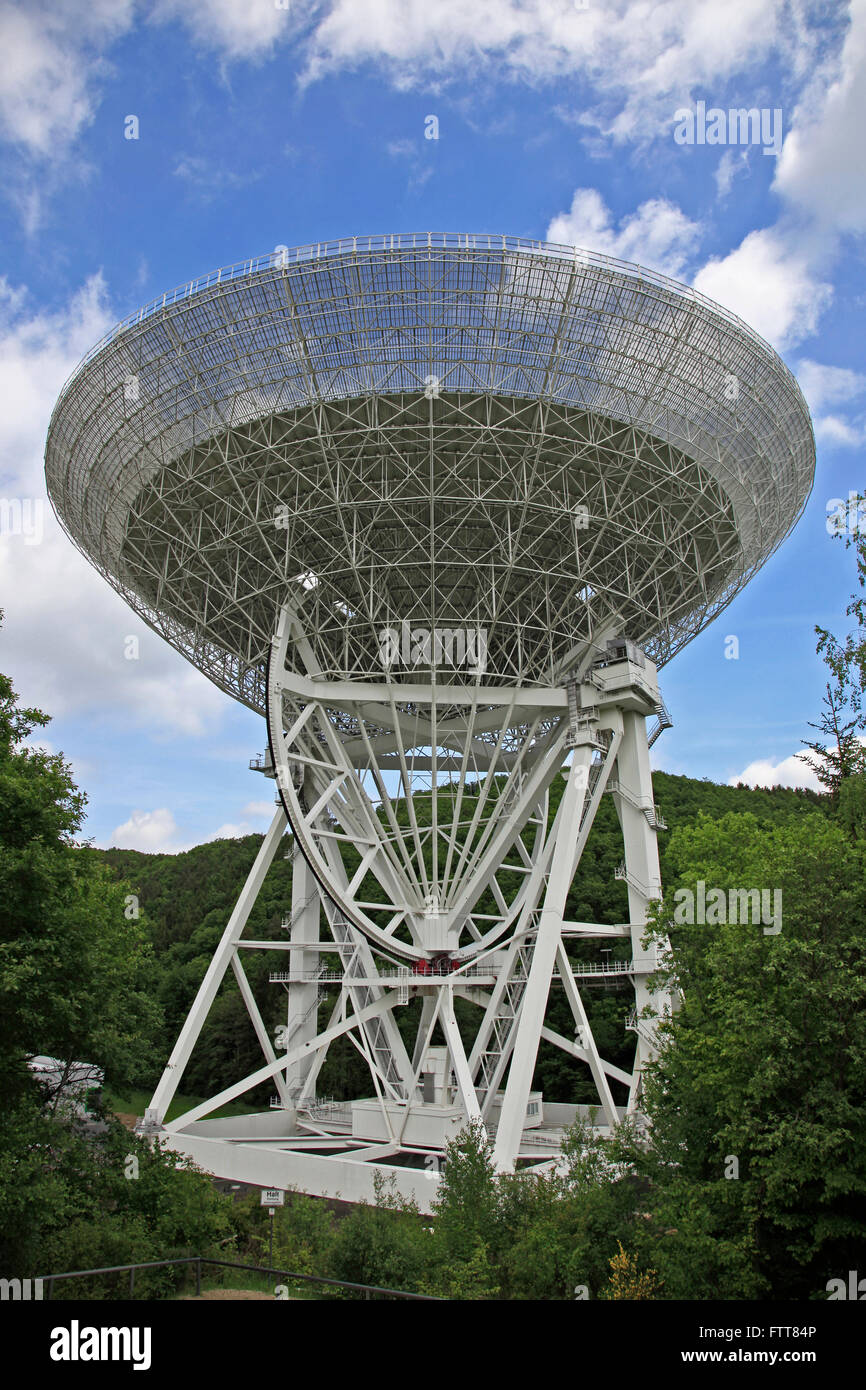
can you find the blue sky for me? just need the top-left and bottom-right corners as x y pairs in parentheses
(1, 0), (865, 851)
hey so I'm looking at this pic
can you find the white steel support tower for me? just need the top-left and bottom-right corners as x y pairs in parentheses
(137, 617), (675, 1194)
(44, 234), (815, 1207)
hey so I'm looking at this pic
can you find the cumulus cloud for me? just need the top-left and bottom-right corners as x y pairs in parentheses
(692, 227), (832, 349)
(106, 799), (274, 852)
(204, 819), (266, 840)
(108, 806), (185, 853)
(714, 148), (750, 200)
(0, 273), (112, 450)
(795, 359), (866, 446)
(198, 795), (282, 842)
(0, 2), (833, 172)
(150, 0), (294, 61)
(0, 0), (838, 254)
(774, 0), (866, 235)
(545, 190), (832, 351)
(728, 752), (823, 792)
(0, 0), (134, 156)
(796, 358), (866, 412)
(301, 0), (815, 144)
(0, 275), (231, 737)
(813, 415), (866, 447)
(546, 188), (702, 279)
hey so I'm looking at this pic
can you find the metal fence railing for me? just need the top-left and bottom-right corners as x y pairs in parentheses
(37, 1256), (441, 1301)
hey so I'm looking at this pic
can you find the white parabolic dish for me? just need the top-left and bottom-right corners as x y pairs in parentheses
(44, 233), (815, 708)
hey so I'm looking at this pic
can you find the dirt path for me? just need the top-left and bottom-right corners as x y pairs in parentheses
(178, 1290), (278, 1301)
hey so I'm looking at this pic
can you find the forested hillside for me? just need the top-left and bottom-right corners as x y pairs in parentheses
(89, 771), (825, 1109)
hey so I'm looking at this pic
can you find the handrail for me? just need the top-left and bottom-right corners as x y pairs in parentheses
(268, 960), (636, 983)
(37, 1255), (440, 1301)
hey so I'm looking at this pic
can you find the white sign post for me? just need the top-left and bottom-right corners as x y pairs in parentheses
(260, 1189), (284, 1271)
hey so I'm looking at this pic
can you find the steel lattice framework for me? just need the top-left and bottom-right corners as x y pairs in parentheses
(46, 233), (813, 704)
(44, 235), (815, 1205)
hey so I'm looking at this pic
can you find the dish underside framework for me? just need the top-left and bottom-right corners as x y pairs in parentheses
(45, 234), (814, 1207)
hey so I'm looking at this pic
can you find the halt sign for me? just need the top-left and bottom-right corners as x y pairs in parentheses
(260, 1188), (285, 1206)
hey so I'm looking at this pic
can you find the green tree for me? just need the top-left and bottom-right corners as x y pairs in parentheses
(640, 810), (866, 1298)
(803, 493), (866, 796)
(601, 1240), (662, 1300)
(33, 1122), (234, 1298)
(326, 1172), (433, 1296)
(0, 640), (192, 1280)
(0, 646), (161, 1106)
(837, 771), (866, 840)
(429, 1120), (500, 1257)
(799, 680), (866, 797)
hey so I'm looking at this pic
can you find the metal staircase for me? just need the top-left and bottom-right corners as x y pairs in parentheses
(614, 862), (656, 898)
(606, 779), (667, 830)
(280, 890), (319, 933)
(474, 944), (532, 1117)
(647, 698), (673, 747)
(579, 755), (608, 824)
(319, 894), (407, 1100)
(625, 1007), (657, 1049)
(282, 969), (329, 1045)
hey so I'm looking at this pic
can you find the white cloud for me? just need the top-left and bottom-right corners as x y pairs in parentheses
(204, 820), (265, 841)
(23, 736), (54, 755)
(714, 148), (750, 200)
(796, 358), (866, 413)
(150, 0), (293, 60)
(794, 361), (866, 444)
(108, 807), (185, 853)
(198, 798), (281, 840)
(813, 414), (866, 447)
(173, 155), (263, 196)
(0, 1), (134, 157)
(775, 0), (866, 236)
(0, 2), (833, 179)
(728, 752), (823, 792)
(301, 0), (815, 145)
(0, 273), (112, 455)
(692, 227), (832, 349)
(105, 799), (275, 852)
(0, 275), (230, 737)
(544, 187), (835, 356)
(546, 188), (702, 279)
(0, 1), (835, 243)
(382, 135), (434, 191)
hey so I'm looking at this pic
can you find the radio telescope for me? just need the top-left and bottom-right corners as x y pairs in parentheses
(45, 234), (814, 1208)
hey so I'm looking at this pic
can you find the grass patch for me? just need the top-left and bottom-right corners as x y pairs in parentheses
(175, 1266), (322, 1300)
(104, 1086), (258, 1123)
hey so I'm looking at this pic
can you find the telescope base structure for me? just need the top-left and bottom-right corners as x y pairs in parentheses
(138, 639), (673, 1207)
